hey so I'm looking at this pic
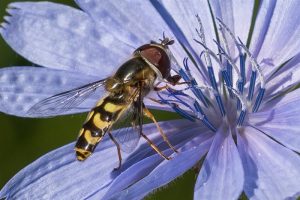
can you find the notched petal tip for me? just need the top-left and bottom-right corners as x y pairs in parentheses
(6, 6), (20, 15)
(3, 16), (12, 24)
(0, 22), (8, 31)
(0, 7), (20, 32)
(7, 2), (24, 10)
(4, 3), (22, 21)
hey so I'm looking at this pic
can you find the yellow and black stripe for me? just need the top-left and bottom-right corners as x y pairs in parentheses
(74, 95), (126, 161)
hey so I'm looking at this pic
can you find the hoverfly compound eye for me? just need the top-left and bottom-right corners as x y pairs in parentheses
(134, 36), (175, 80)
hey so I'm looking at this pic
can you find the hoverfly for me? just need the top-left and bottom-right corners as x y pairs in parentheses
(28, 36), (183, 169)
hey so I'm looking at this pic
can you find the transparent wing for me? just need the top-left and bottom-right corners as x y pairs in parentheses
(27, 79), (106, 116)
(112, 86), (143, 153)
(112, 105), (141, 153)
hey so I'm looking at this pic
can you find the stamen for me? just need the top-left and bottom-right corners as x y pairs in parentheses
(237, 54), (246, 109)
(215, 94), (226, 117)
(225, 85), (247, 111)
(216, 18), (243, 54)
(227, 62), (233, 87)
(181, 58), (209, 107)
(166, 15), (269, 132)
(238, 38), (265, 88)
(195, 15), (212, 67)
(212, 40), (242, 98)
(217, 18), (246, 99)
(225, 85), (248, 126)
(166, 87), (197, 112)
(157, 92), (196, 122)
(221, 69), (234, 97)
(194, 101), (217, 132)
(193, 85), (216, 95)
(213, 40), (241, 80)
(239, 54), (246, 90)
(216, 23), (233, 86)
(158, 89), (217, 132)
(150, 1), (208, 79)
(171, 103), (196, 122)
(194, 40), (223, 68)
(252, 87), (265, 112)
(194, 18), (226, 117)
(247, 70), (257, 101)
(207, 66), (218, 92)
(217, 23), (231, 57)
(215, 45), (237, 98)
(237, 110), (247, 126)
(168, 89), (216, 132)
(237, 76), (244, 109)
(238, 38), (266, 111)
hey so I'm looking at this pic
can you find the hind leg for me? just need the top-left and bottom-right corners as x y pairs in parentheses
(143, 107), (178, 153)
(108, 132), (122, 170)
(140, 132), (171, 160)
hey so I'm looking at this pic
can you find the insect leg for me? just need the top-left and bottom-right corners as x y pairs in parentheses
(108, 132), (122, 170)
(166, 74), (191, 86)
(174, 81), (191, 85)
(140, 132), (170, 160)
(154, 84), (169, 91)
(143, 107), (178, 153)
(154, 81), (190, 92)
(136, 82), (170, 160)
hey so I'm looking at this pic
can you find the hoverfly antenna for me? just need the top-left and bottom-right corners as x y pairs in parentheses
(159, 33), (175, 47)
(163, 32), (166, 40)
(161, 38), (175, 46)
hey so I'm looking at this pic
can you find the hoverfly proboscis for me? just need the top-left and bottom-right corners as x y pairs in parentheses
(27, 36), (184, 170)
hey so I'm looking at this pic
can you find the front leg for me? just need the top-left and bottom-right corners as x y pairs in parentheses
(154, 84), (170, 91)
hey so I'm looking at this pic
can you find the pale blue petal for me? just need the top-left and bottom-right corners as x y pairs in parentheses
(0, 2), (131, 75)
(75, 0), (207, 82)
(101, 155), (163, 200)
(249, 0), (300, 79)
(0, 67), (100, 117)
(74, 0), (184, 60)
(97, 120), (205, 199)
(150, 0), (215, 82)
(210, 0), (254, 57)
(209, 0), (254, 84)
(237, 126), (300, 200)
(249, 88), (300, 153)
(264, 52), (300, 99)
(0, 140), (115, 200)
(0, 120), (207, 200)
(90, 121), (214, 199)
(108, 138), (212, 200)
(75, 0), (165, 46)
(194, 124), (244, 200)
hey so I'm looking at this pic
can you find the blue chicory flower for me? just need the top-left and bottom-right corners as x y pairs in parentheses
(1, 1), (300, 200)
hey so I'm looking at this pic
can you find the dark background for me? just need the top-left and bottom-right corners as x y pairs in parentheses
(0, 0), (195, 199)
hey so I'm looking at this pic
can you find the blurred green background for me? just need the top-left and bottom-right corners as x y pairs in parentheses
(0, 0), (196, 199)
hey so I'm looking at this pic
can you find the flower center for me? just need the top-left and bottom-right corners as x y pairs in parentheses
(156, 17), (265, 133)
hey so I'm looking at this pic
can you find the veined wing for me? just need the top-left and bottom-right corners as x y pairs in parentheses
(112, 84), (144, 153)
(27, 79), (107, 117)
(112, 103), (141, 153)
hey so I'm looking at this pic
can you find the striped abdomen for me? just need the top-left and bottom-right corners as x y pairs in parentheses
(75, 95), (126, 161)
